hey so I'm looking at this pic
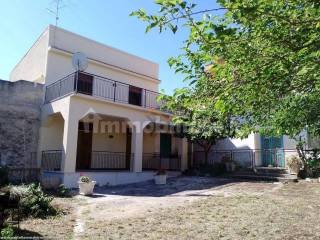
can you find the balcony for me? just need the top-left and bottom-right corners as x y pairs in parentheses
(44, 71), (167, 111)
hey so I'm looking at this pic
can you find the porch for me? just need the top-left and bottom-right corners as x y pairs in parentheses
(39, 111), (187, 187)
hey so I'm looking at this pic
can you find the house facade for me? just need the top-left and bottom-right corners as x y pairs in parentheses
(10, 25), (189, 188)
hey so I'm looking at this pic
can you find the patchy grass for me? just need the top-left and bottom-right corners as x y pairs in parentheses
(18, 196), (78, 239)
(19, 181), (320, 239)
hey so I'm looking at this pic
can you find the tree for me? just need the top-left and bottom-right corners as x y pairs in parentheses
(131, 0), (320, 139)
(160, 88), (237, 165)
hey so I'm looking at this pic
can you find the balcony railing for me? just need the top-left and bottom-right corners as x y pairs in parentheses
(41, 150), (62, 171)
(41, 151), (181, 171)
(90, 151), (131, 170)
(142, 153), (181, 171)
(44, 71), (168, 111)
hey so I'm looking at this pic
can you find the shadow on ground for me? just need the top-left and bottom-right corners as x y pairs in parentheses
(16, 227), (44, 238)
(93, 176), (244, 197)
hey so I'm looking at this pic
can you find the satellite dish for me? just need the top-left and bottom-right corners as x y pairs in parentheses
(72, 52), (88, 71)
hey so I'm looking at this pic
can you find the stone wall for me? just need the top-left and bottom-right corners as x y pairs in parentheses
(0, 80), (44, 168)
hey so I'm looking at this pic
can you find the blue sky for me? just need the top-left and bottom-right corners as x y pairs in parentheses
(0, 0), (219, 94)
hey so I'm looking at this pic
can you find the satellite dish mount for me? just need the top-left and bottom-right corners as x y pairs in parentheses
(72, 52), (88, 72)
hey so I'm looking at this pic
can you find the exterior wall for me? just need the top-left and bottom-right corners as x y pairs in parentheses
(42, 170), (181, 188)
(143, 132), (157, 153)
(0, 80), (44, 167)
(308, 134), (320, 149)
(211, 133), (256, 151)
(10, 29), (49, 83)
(9, 25), (160, 91)
(92, 131), (126, 152)
(45, 50), (159, 91)
(38, 113), (64, 152)
(47, 25), (159, 79)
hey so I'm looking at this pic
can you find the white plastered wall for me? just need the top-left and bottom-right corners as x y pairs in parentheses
(10, 28), (49, 83)
(38, 113), (64, 152)
(44, 25), (160, 91)
(92, 131), (127, 152)
(48, 25), (159, 79)
(143, 132), (157, 154)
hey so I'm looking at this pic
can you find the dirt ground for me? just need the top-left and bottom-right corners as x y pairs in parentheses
(20, 177), (320, 239)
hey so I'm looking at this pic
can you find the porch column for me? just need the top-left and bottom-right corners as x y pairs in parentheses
(131, 125), (143, 172)
(62, 112), (79, 173)
(180, 137), (188, 171)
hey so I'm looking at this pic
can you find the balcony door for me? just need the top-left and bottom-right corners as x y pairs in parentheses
(129, 86), (142, 106)
(76, 72), (93, 95)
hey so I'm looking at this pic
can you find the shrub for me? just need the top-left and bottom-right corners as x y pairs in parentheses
(296, 143), (320, 178)
(286, 155), (302, 174)
(57, 184), (70, 198)
(0, 166), (9, 187)
(18, 183), (57, 218)
(0, 226), (15, 239)
(79, 176), (91, 183)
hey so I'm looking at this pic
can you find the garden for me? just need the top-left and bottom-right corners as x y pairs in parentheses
(2, 168), (320, 239)
(0, 165), (72, 239)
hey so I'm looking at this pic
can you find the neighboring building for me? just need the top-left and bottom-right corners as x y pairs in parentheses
(9, 25), (189, 188)
(193, 133), (307, 169)
(0, 80), (43, 168)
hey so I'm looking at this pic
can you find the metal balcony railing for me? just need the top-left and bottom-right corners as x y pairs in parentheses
(44, 71), (168, 112)
(90, 151), (132, 170)
(41, 150), (62, 171)
(142, 153), (181, 171)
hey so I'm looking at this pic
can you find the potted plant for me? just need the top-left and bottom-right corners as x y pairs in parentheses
(78, 176), (96, 196)
(154, 169), (167, 185)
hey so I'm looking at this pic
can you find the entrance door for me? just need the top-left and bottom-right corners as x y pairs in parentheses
(76, 122), (93, 170)
(160, 133), (172, 158)
(261, 136), (285, 167)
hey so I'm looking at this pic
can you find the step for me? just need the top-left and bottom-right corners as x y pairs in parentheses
(226, 173), (298, 182)
(226, 168), (298, 182)
(236, 171), (291, 178)
(255, 167), (289, 174)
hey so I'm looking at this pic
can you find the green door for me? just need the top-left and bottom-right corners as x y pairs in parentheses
(261, 136), (285, 167)
(160, 133), (172, 158)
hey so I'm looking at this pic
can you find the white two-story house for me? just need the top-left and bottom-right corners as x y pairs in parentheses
(7, 25), (314, 187)
(10, 25), (189, 188)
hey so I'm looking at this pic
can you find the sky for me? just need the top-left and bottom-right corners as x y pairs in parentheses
(0, 0), (220, 94)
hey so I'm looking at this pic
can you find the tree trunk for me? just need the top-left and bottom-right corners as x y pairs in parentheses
(204, 150), (209, 166)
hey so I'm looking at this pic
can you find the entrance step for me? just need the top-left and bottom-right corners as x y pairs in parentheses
(226, 168), (297, 182)
(255, 167), (289, 175)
